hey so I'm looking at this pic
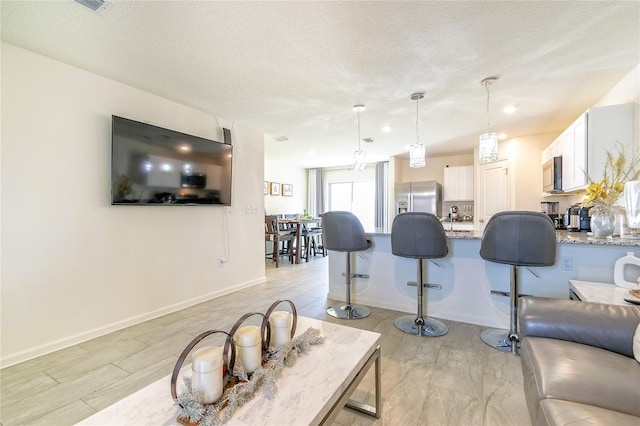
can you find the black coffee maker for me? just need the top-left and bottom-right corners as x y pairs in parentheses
(578, 206), (592, 231)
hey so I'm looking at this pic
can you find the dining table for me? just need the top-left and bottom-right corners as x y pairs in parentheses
(279, 217), (322, 264)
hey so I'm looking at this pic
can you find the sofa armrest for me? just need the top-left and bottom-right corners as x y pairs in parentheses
(518, 296), (640, 357)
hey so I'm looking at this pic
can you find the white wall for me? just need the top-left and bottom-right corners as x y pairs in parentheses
(594, 64), (640, 107)
(396, 153), (474, 184)
(0, 43), (266, 367)
(500, 133), (557, 210)
(264, 158), (307, 216)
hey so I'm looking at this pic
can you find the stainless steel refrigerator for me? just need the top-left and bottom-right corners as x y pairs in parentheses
(394, 181), (442, 217)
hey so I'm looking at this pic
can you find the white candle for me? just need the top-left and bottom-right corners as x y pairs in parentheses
(191, 346), (223, 404)
(235, 326), (262, 373)
(269, 311), (292, 347)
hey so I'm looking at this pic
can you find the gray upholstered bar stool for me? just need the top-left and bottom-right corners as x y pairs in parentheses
(480, 211), (556, 354)
(391, 212), (449, 336)
(322, 211), (371, 319)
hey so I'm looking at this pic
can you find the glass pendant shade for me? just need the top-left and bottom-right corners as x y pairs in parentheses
(353, 149), (366, 171)
(479, 78), (500, 163)
(479, 132), (499, 163)
(352, 105), (367, 171)
(409, 143), (426, 168)
(408, 92), (426, 168)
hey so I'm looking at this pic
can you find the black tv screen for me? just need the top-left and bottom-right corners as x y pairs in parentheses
(111, 116), (232, 206)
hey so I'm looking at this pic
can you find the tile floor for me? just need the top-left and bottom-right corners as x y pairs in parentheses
(0, 256), (532, 426)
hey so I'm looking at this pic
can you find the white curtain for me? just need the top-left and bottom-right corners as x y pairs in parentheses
(307, 168), (325, 217)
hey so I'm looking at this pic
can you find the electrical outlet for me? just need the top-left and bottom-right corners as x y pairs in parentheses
(560, 256), (573, 271)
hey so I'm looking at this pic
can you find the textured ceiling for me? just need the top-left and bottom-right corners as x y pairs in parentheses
(2, 1), (639, 168)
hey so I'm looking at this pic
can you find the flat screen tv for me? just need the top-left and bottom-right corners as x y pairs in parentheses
(111, 116), (232, 206)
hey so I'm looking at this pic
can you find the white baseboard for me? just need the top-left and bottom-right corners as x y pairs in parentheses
(1, 276), (267, 369)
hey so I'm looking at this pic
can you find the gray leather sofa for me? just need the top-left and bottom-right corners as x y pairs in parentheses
(518, 296), (640, 426)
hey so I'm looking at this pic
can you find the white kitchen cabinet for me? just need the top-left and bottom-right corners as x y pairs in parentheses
(561, 103), (638, 192)
(562, 113), (588, 191)
(444, 165), (474, 201)
(541, 137), (563, 165)
(587, 103), (639, 184)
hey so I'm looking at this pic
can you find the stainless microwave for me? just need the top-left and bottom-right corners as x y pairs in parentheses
(542, 156), (562, 193)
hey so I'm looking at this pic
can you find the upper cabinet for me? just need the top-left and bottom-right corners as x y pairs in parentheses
(547, 103), (639, 193)
(587, 103), (639, 184)
(561, 113), (588, 192)
(443, 165), (474, 201)
(541, 137), (563, 165)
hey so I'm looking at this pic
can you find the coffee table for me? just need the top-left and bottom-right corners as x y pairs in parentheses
(76, 316), (381, 425)
(568, 280), (638, 306)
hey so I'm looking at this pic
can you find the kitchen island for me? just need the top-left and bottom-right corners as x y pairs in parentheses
(327, 229), (640, 329)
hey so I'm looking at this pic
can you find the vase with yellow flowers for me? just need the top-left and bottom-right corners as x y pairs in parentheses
(582, 144), (640, 238)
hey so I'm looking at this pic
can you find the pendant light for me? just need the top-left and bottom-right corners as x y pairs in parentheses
(409, 92), (426, 168)
(479, 77), (499, 163)
(352, 105), (366, 171)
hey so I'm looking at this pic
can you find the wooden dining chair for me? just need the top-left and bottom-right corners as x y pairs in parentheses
(265, 215), (295, 267)
(302, 223), (324, 260)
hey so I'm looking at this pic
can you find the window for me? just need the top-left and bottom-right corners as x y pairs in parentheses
(328, 180), (375, 230)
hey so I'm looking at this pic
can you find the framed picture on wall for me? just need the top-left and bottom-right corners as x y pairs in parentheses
(282, 184), (293, 196)
(264, 181), (268, 195)
(270, 182), (280, 195)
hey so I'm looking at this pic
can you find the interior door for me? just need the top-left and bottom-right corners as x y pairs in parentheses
(477, 159), (510, 231)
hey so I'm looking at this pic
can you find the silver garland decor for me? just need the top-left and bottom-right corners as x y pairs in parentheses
(176, 327), (324, 425)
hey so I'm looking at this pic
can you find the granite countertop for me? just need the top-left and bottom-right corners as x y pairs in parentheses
(365, 228), (640, 247)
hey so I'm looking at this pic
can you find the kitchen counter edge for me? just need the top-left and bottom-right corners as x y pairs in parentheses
(365, 229), (640, 247)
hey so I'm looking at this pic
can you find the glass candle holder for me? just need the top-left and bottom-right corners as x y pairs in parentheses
(191, 346), (223, 404)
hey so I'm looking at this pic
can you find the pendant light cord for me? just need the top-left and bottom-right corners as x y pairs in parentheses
(415, 99), (420, 144)
(485, 83), (491, 133)
(357, 110), (362, 151)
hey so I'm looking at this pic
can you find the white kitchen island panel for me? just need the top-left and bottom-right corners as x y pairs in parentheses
(328, 232), (640, 329)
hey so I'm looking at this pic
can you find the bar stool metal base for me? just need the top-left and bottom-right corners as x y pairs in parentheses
(480, 329), (519, 355)
(327, 304), (370, 320)
(394, 315), (448, 337)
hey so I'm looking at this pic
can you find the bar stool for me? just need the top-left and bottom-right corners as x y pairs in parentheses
(322, 211), (371, 319)
(480, 211), (556, 354)
(391, 212), (449, 336)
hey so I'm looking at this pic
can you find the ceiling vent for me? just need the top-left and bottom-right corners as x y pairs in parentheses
(73, 0), (111, 12)
(362, 138), (375, 143)
(273, 136), (289, 142)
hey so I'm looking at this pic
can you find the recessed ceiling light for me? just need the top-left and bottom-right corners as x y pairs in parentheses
(178, 143), (192, 153)
(381, 124), (392, 133)
(503, 105), (517, 114)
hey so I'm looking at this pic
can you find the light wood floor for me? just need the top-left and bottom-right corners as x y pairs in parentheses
(0, 256), (531, 426)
